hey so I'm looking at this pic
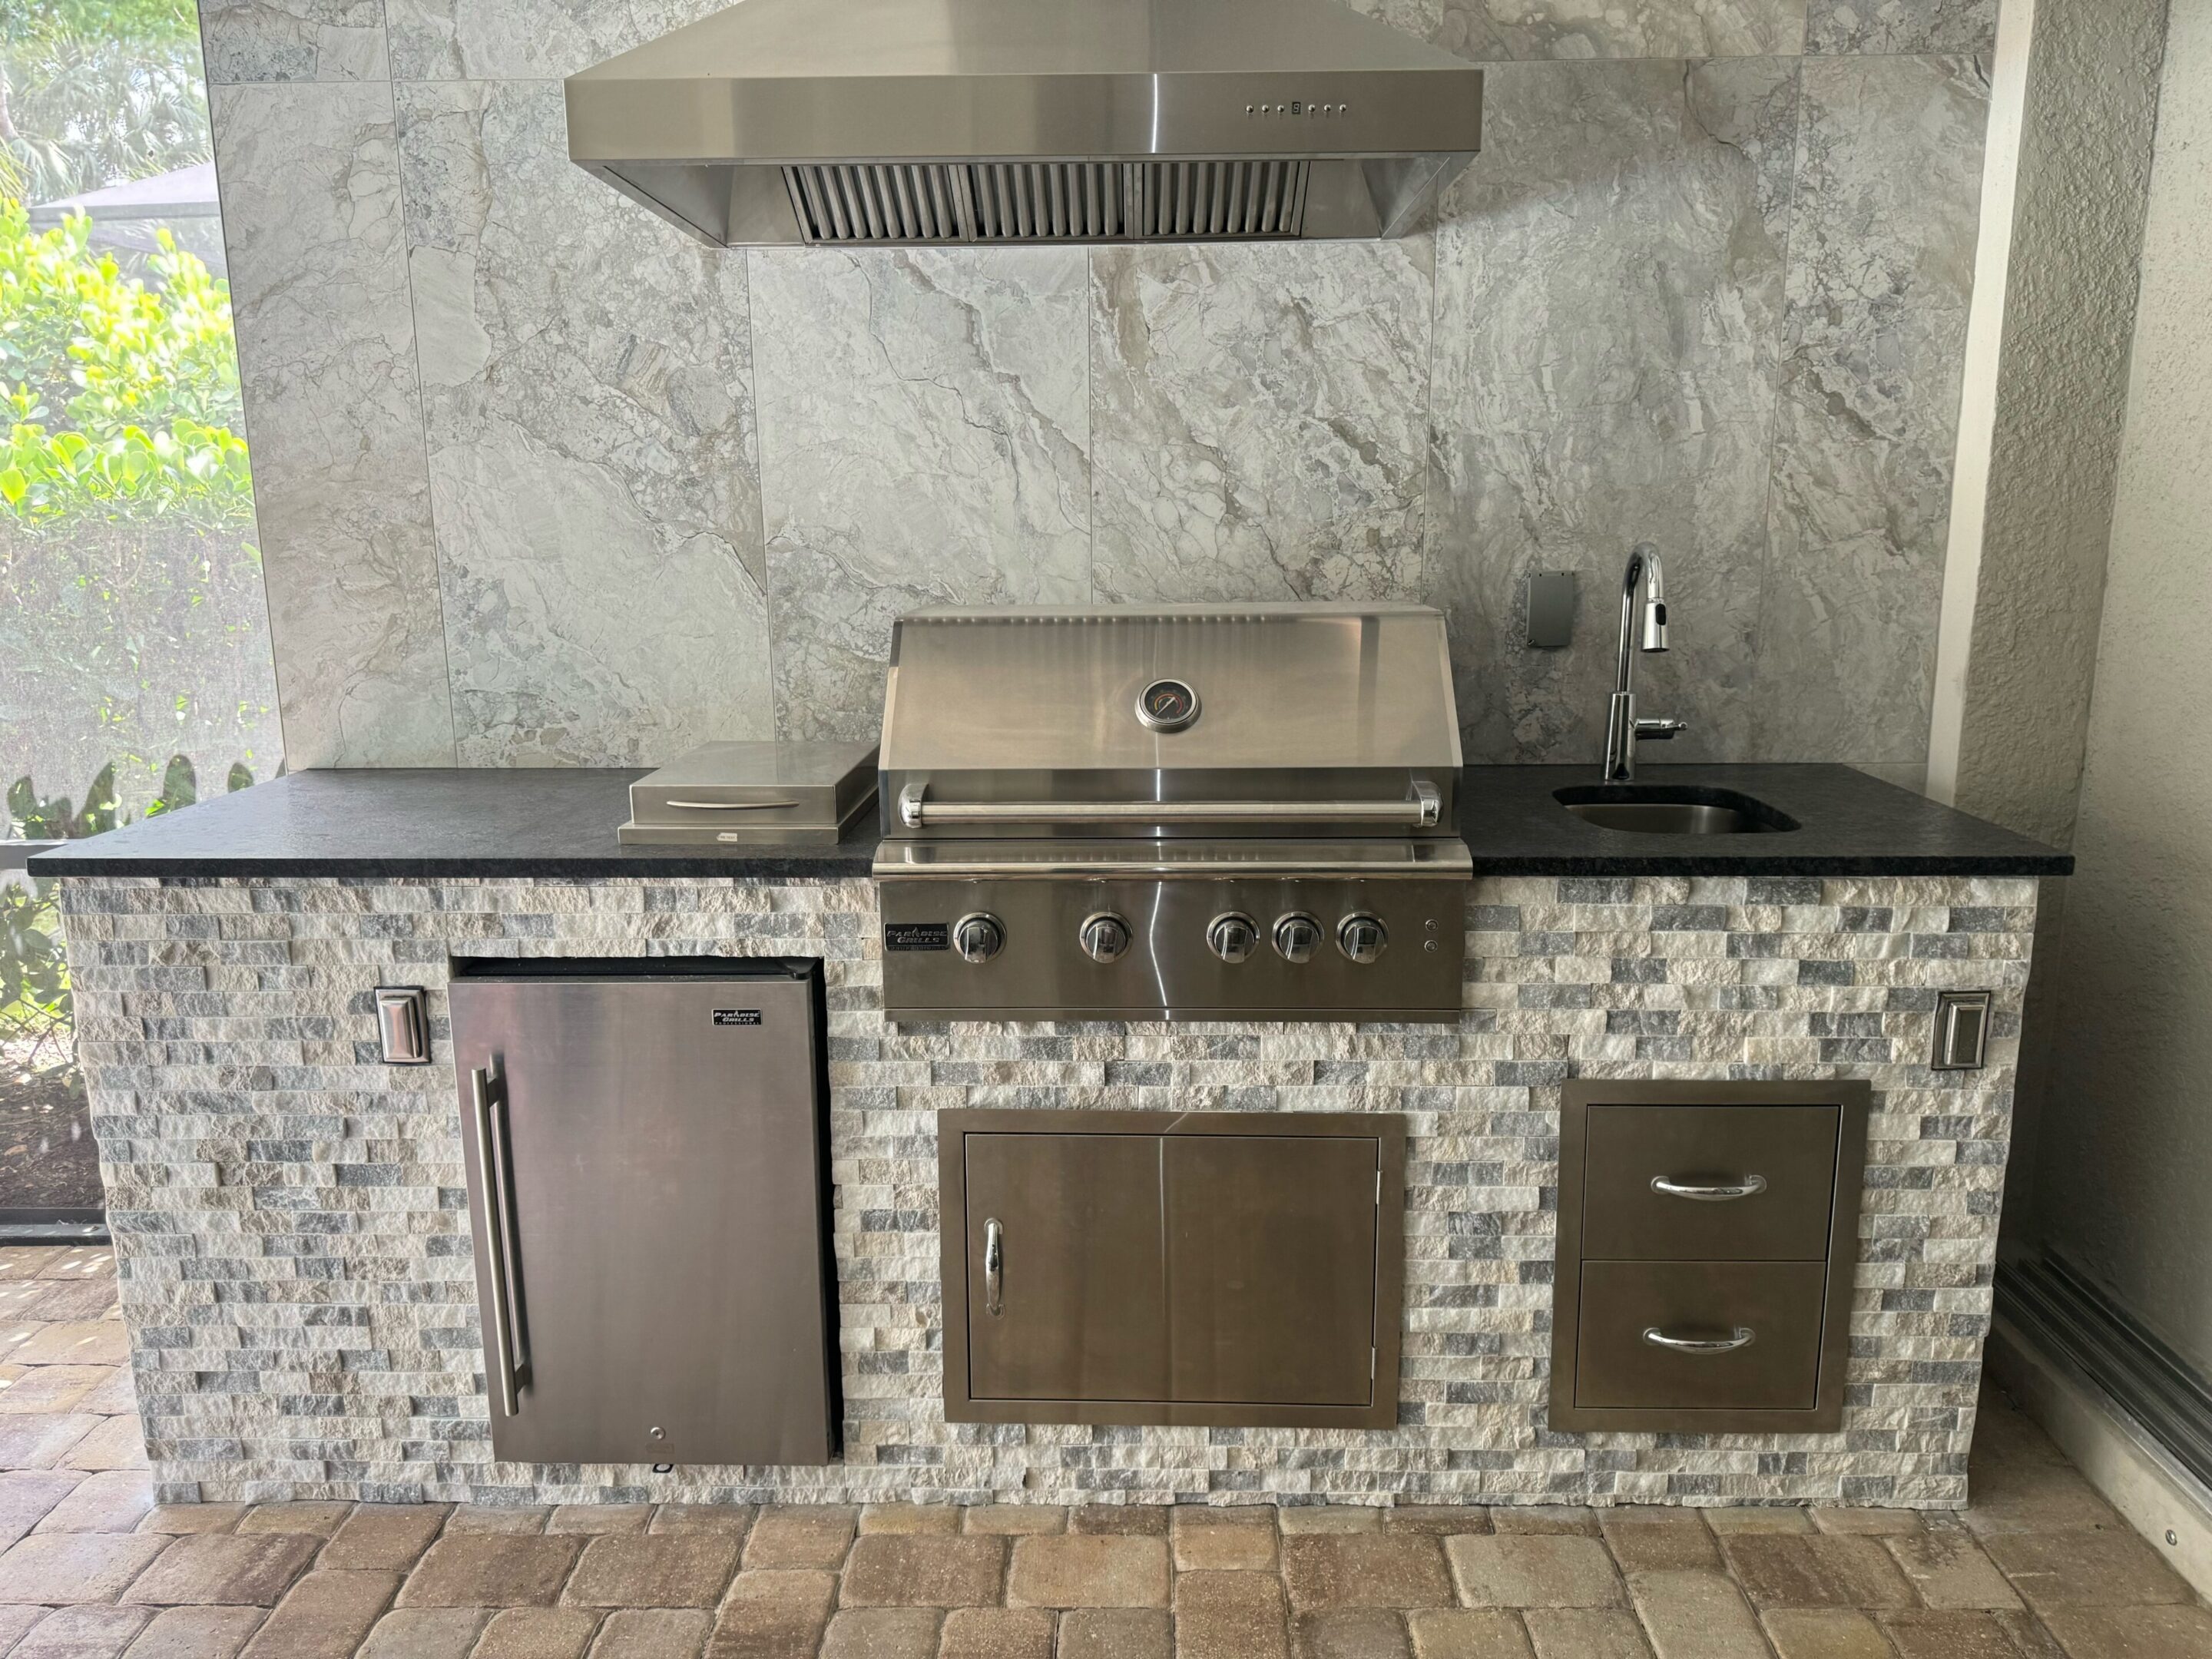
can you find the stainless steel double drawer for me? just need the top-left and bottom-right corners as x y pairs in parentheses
(1550, 1079), (1870, 1433)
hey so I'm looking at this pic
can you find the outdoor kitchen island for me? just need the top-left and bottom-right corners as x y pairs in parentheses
(30, 761), (2068, 1513)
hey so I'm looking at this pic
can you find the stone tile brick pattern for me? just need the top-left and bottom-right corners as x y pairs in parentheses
(55, 874), (2037, 1510)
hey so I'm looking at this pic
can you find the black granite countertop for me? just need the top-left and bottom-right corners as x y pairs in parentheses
(1457, 764), (2070, 877)
(25, 762), (2069, 881)
(25, 768), (881, 879)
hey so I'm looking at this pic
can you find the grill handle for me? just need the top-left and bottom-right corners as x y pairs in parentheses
(898, 780), (1442, 830)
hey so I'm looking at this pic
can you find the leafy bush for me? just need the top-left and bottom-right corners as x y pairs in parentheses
(5, 756), (239, 839)
(0, 873), (69, 1073)
(0, 204), (252, 527)
(2, 757), (257, 1058)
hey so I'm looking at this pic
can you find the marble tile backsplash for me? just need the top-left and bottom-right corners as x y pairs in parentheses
(216, 80), (456, 768)
(396, 78), (773, 767)
(755, 249), (1094, 744)
(198, 0), (1997, 769)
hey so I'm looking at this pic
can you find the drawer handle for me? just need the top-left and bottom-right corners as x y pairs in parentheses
(1644, 1326), (1757, 1354)
(1651, 1174), (1768, 1202)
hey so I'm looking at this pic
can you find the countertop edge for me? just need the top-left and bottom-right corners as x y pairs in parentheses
(28, 852), (2074, 880)
(1462, 854), (2075, 879)
(25, 853), (882, 880)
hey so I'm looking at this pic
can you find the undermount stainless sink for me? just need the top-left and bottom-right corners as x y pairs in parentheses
(1555, 786), (1800, 836)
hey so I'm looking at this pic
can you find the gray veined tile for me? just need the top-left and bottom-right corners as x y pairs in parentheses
(396, 81), (771, 767)
(753, 248), (1091, 743)
(1426, 58), (1799, 765)
(197, 0), (389, 82)
(1088, 239), (1433, 605)
(214, 82), (455, 768)
(1750, 54), (1988, 763)
(382, 0), (730, 80)
(1342, 0), (1807, 61)
(1804, 0), (1998, 55)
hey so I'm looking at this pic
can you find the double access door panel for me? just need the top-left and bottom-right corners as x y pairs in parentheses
(945, 1109), (1404, 1429)
(449, 957), (839, 1468)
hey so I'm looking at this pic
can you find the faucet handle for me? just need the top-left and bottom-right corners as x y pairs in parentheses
(1634, 718), (1687, 740)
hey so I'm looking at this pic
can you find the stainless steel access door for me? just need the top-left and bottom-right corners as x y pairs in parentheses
(449, 958), (838, 1467)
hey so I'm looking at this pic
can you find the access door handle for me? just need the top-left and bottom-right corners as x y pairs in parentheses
(1644, 1326), (1757, 1354)
(1650, 1174), (1768, 1202)
(469, 1065), (528, 1416)
(982, 1217), (1005, 1317)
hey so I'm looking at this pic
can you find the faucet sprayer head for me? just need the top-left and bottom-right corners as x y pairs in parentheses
(1630, 543), (1668, 651)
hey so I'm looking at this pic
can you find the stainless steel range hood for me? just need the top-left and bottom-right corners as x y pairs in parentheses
(564, 0), (1482, 248)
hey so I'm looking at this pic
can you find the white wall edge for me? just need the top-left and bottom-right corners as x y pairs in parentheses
(1926, 0), (2038, 806)
(1987, 1313), (2212, 1600)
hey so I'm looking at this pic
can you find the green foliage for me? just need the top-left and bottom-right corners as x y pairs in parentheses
(2, 757), (257, 1053)
(0, 873), (71, 1071)
(2, 0), (208, 204)
(3, 0), (200, 48)
(7, 754), (248, 842)
(8, 766), (119, 839)
(0, 203), (252, 527)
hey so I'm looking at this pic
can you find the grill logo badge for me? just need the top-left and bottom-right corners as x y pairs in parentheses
(884, 922), (952, 952)
(712, 1009), (762, 1026)
(1136, 677), (1200, 733)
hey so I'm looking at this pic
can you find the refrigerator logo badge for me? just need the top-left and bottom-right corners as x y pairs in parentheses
(711, 1009), (763, 1027)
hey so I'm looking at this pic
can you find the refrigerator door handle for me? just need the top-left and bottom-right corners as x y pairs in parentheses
(983, 1217), (1005, 1316)
(471, 1064), (528, 1416)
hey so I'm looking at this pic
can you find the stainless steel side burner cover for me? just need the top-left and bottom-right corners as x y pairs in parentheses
(621, 740), (877, 848)
(873, 604), (1471, 1022)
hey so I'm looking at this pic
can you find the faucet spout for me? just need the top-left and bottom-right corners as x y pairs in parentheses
(1601, 544), (1684, 783)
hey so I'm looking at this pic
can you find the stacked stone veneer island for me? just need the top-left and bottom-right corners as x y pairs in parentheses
(57, 872), (2035, 1510)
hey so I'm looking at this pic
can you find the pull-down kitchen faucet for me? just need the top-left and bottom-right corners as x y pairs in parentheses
(1601, 544), (1686, 781)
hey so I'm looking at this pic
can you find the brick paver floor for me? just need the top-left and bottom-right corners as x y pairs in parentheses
(0, 1247), (2204, 1657)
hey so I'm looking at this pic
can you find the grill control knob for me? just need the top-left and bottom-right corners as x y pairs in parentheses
(952, 912), (1005, 964)
(1207, 912), (1258, 964)
(1273, 912), (1323, 964)
(1338, 913), (1388, 965)
(1079, 912), (1131, 964)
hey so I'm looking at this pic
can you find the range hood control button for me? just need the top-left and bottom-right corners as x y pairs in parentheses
(1079, 912), (1131, 964)
(1338, 914), (1389, 965)
(1273, 912), (1323, 965)
(952, 912), (1005, 964)
(1207, 912), (1258, 964)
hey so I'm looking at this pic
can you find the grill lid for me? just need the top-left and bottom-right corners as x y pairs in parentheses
(878, 604), (1463, 838)
(564, 0), (1482, 248)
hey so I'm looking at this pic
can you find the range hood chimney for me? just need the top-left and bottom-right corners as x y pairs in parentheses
(564, 0), (1482, 248)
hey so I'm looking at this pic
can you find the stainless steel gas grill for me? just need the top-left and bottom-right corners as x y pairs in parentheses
(873, 604), (1472, 1022)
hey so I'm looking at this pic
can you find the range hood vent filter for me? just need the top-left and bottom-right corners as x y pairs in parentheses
(783, 159), (1312, 246)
